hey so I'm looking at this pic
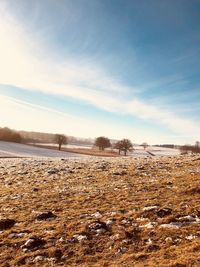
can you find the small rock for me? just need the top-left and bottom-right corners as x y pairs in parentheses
(33, 256), (45, 263)
(96, 228), (106, 234)
(32, 188), (39, 192)
(118, 247), (128, 253)
(21, 237), (46, 250)
(146, 238), (153, 245)
(48, 169), (59, 174)
(165, 237), (173, 242)
(185, 235), (196, 240)
(113, 170), (127, 176)
(137, 166), (145, 170)
(92, 211), (102, 218)
(159, 223), (180, 229)
(0, 219), (16, 230)
(36, 211), (57, 221)
(156, 208), (172, 218)
(73, 234), (88, 242)
(106, 219), (115, 226)
(88, 220), (108, 233)
(16, 232), (27, 238)
(177, 215), (196, 222)
(143, 206), (158, 212)
(140, 222), (157, 229)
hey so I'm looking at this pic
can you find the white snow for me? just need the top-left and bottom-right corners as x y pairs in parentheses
(129, 146), (180, 157)
(0, 141), (180, 158)
(0, 141), (84, 158)
(148, 146), (180, 156)
(31, 143), (180, 157)
(30, 143), (93, 149)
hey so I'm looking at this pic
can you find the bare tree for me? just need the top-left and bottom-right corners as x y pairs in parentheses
(94, 136), (111, 151)
(55, 134), (67, 151)
(114, 139), (133, 156)
(141, 142), (148, 150)
(179, 144), (191, 154)
(180, 142), (200, 154)
(195, 141), (200, 148)
(114, 141), (122, 155)
(194, 141), (200, 153)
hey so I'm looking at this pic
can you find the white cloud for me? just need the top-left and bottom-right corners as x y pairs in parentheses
(0, 2), (200, 143)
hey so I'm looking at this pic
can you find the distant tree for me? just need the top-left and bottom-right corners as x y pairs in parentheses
(180, 142), (200, 154)
(114, 141), (122, 155)
(195, 141), (200, 148)
(55, 134), (67, 151)
(94, 136), (111, 151)
(179, 145), (188, 154)
(115, 139), (133, 156)
(179, 144), (192, 154)
(141, 142), (148, 150)
(193, 141), (200, 153)
(0, 127), (22, 143)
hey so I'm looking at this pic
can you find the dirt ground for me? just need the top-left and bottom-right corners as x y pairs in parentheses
(0, 154), (200, 266)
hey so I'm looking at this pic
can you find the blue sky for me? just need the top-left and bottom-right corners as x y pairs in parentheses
(0, 0), (200, 144)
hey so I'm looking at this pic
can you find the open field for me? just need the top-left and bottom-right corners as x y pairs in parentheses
(0, 141), (179, 158)
(32, 144), (119, 157)
(30, 143), (180, 157)
(0, 141), (84, 158)
(0, 154), (200, 266)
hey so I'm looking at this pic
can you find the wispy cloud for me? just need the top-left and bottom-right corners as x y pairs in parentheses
(173, 47), (200, 64)
(138, 75), (189, 92)
(0, 94), (154, 142)
(0, 2), (199, 142)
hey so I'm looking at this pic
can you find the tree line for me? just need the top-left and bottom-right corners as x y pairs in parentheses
(54, 135), (134, 155)
(19, 130), (93, 145)
(1, 127), (199, 156)
(0, 127), (22, 143)
(179, 141), (200, 154)
(0, 128), (146, 155)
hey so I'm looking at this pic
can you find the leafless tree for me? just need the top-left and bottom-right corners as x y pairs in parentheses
(194, 141), (200, 153)
(179, 142), (200, 154)
(141, 142), (148, 150)
(195, 141), (200, 148)
(114, 139), (133, 156)
(94, 136), (111, 151)
(55, 134), (67, 151)
(179, 144), (191, 154)
(114, 141), (122, 155)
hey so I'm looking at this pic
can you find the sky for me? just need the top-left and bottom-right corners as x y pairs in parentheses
(0, 0), (200, 145)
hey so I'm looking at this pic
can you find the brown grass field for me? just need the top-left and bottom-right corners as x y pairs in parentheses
(32, 144), (119, 157)
(0, 154), (200, 266)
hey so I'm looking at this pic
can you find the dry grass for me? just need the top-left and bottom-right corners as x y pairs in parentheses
(0, 155), (200, 266)
(33, 144), (119, 157)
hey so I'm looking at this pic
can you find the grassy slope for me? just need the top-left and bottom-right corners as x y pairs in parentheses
(0, 155), (200, 266)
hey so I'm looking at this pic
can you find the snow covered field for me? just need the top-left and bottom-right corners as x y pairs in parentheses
(31, 143), (180, 157)
(129, 146), (180, 157)
(0, 141), (180, 158)
(0, 141), (84, 158)
(147, 146), (180, 156)
(30, 143), (93, 149)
